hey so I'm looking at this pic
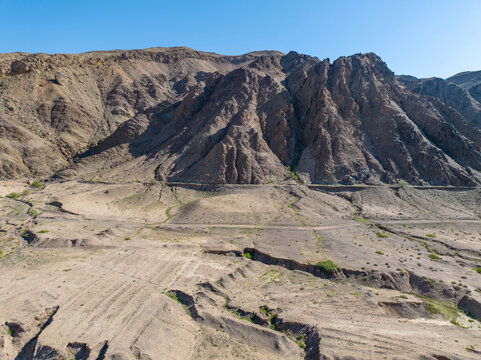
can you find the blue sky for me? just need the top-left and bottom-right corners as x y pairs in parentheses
(1, 0), (480, 78)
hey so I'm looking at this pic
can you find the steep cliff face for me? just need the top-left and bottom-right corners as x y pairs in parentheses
(0, 47), (480, 185)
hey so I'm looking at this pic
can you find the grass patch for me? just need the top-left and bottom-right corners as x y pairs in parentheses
(165, 206), (173, 220)
(124, 237), (131, 241)
(425, 234), (437, 238)
(314, 260), (338, 275)
(428, 254), (441, 260)
(424, 302), (441, 315)
(38, 230), (49, 234)
(351, 216), (371, 225)
(376, 231), (388, 238)
(474, 267), (481, 274)
(375, 250), (384, 255)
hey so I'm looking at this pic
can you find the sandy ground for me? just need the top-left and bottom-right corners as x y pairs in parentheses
(0, 181), (480, 359)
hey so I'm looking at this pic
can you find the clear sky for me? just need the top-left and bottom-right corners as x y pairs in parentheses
(1, 0), (480, 78)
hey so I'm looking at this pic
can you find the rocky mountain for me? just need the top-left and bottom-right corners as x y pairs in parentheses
(1, 47), (480, 185)
(447, 70), (481, 104)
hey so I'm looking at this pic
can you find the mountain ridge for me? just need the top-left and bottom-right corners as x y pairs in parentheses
(1, 47), (480, 185)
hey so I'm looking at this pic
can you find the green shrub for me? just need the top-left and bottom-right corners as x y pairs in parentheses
(244, 251), (253, 259)
(375, 251), (384, 255)
(429, 254), (441, 260)
(315, 260), (338, 275)
(376, 232), (388, 238)
(296, 340), (306, 348)
(38, 230), (49, 234)
(167, 293), (180, 303)
(6, 192), (20, 199)
(474, 267), (481, 274)
(425, 234), (437, 238)
(124, 237), (131, 241)
(30, 180), (43, 189)
(285, 166), (299, 182)
(20, 229), (30, 240)
(28, 208), (38, 218)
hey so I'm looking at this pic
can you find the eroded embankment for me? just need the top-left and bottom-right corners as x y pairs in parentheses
(205, 247), (481, 320)
(5, 306), (110, 360)
(166, 288), (321, 360)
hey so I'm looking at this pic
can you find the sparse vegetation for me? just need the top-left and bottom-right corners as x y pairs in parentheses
(260, 270), (281, 282)
(38, 230), (49, 233)
(376, 231), (388, 238)
(124, 237), (131, 241)
(425, 234), (437, 238)
(466, 345), (477, 353)
(474, 267), (481, 274)
(375, 250), (384, 255)
(416, 294), (462, 325)
(424, 302), (441, 315)
(428, 254), (441, 260)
